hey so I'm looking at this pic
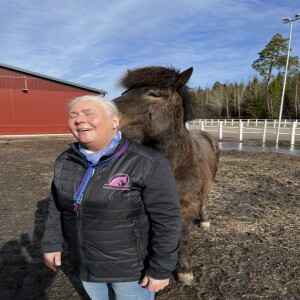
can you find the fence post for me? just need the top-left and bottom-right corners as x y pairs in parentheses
(247, 119), (250, 126)
(255, 119), (258, 126)
(263, 120), (267, 143)
(239, 121), (243, 141)
(201, 121), (204, 131)
(219, 121), (223, 140)
(231, 119), (234, 126)
(291, 121), (296, 145)
(274, 119), (277, 127)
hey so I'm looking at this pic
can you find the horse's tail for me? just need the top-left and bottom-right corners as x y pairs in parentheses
(191, 130), (220, 179)
(201, 130), (220, 179)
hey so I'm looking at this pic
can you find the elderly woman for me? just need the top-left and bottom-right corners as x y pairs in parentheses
(41, 95), (182, 300)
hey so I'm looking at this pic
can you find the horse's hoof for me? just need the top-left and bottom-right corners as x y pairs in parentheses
(200, 221), (210, 229)
(177, 272), (194, 285)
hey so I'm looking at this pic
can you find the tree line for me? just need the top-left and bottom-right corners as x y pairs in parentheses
(191, 33), (300, 120)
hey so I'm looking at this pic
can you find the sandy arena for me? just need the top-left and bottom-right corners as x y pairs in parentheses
(0, 137), (299, 299)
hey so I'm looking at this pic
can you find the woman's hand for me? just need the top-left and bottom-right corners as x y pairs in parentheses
(43, 251), (62, 272)
(140, 275), (169, 292)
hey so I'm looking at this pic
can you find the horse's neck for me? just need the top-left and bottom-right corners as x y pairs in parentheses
(146, 128), (191, 163)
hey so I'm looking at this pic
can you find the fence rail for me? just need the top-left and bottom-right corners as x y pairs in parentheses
(187, 119), (300, 145)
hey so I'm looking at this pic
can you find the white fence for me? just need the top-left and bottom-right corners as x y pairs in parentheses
(187, 119), (300, 145)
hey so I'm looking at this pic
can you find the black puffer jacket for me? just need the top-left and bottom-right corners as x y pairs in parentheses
(41, 136), (182, 282)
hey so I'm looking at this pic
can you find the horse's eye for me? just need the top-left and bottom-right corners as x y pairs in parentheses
(146, 90), (160, 98)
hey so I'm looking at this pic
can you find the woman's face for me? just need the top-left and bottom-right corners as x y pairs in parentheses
(68, 99), (119, 152)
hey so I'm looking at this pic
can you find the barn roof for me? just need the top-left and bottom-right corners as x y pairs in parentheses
(0, 63), (107, 95)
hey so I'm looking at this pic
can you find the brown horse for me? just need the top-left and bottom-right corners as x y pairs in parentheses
(113, 66), (220, 284)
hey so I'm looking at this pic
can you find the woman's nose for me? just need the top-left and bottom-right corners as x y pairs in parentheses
(74, 115), (86, 124)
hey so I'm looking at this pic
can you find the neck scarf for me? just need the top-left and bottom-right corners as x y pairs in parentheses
(79, 131), (122, 164)
(73, 137), (129, 214)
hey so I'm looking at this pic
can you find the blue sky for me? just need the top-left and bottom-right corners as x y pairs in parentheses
(1, 0), (300, 98)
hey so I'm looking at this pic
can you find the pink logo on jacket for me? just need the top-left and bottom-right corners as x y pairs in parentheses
(104, 174), (130, 190)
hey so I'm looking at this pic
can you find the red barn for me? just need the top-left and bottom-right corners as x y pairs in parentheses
(0, 64), (106, 135)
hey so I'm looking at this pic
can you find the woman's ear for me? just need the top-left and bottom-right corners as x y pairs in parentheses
(112, 115), (120, 129)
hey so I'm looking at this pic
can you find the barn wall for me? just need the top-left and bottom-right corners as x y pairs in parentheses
(0, 68), (100, 135)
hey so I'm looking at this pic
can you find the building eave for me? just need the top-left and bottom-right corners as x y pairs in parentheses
(0, 63), (107, 95)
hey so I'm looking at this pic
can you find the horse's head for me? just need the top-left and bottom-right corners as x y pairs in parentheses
(113, 66), (195, 144)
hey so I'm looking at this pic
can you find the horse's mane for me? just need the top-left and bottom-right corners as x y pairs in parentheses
(118, 66), (195, 122)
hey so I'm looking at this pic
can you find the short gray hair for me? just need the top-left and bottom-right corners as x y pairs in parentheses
(67, 95), (119, 116)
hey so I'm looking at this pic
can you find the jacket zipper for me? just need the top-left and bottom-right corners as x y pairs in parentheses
(74, 159), (118, 280)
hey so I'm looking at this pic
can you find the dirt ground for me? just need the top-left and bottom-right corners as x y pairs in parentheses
(0, 136), (299, 300)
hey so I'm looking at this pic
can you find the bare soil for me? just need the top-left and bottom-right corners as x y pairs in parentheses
(0, 137), (299, 300)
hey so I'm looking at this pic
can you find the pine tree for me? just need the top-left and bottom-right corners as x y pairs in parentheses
(245, 77), (265, 118)
(252, 33), (299, 117)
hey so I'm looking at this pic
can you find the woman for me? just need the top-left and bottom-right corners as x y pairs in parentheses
(41, 95), (182, 300)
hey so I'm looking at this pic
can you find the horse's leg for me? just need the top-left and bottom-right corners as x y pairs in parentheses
(177, 224), (194, 285)
(199, 203), (210, 229)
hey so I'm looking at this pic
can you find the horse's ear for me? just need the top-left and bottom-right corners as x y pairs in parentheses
(174, 67), (193, 89)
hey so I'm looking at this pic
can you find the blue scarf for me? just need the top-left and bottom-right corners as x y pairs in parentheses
(79, 131), (122, 164)
(73, 135), (129, 214)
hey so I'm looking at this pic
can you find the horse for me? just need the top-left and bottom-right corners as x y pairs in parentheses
(113, 66), (220, 285)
